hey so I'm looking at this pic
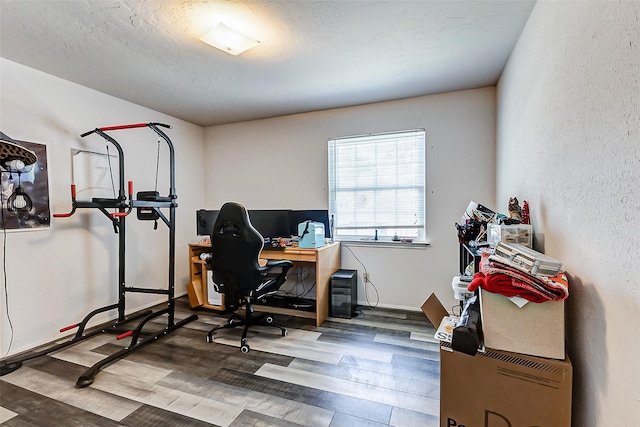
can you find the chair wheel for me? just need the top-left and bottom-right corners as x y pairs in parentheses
(76, 375), (95, 388)
(206, 335), (214, 343)
(240, 344), (250, 353)
(265, 316), (273, 324)
(282, 329), (288, 337)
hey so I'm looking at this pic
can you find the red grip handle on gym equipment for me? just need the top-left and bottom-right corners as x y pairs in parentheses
(99, 123), (148, 132)
(111, 212), (128, 217)
(53, 185), (77, 217)
(128, 181), (133, 196)
(60, 323), (79, 333)
(117, 331), (133, 340)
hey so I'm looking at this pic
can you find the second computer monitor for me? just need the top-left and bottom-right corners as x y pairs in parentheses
(196, 209), (219, 236)
(290, 209), (330, 238)
(248, 210), (291, 239)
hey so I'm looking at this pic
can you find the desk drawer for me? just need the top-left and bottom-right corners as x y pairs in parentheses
(261, 249), (317, 262)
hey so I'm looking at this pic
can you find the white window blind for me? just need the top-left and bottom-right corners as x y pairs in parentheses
(328, 129), (426, 241)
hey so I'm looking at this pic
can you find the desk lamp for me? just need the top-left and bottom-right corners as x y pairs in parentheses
(0, 131), (37, 212)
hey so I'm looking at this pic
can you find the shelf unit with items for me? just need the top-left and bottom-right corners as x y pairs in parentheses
(459, 243), (482, 276)
(186, 243), (225, 311)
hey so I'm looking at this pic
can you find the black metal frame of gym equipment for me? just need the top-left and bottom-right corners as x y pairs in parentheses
(0, 122), (198, 387)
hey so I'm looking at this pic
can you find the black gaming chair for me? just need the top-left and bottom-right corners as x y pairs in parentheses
(205, 202), (293, 353)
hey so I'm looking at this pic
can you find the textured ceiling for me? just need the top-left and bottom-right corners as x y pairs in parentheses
(0, 0), (536, 127)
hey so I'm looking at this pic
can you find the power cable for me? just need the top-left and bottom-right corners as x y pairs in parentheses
(1, 204), (15, 358)
(105, 145), (116, 198)
(342, 243), (379, 308)
(154, 137), (160, 192)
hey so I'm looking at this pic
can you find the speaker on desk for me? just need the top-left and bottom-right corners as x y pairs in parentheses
(330, 269), (357, 318)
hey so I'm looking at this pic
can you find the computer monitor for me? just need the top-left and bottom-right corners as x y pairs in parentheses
(199, 208), (330, 239)
(289, 209), (331, 238)
(247, 210), (291, 239)
(196, 209), (219, 236)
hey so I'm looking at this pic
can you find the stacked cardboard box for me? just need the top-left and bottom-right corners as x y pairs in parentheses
(479, 289), (565, 359)
(470, 241), (567, 359)
(439, 343), (572, 427)
(422, 294), (572, 427)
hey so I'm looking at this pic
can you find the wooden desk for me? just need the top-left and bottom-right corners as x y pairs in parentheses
(186, 242), (341, 326)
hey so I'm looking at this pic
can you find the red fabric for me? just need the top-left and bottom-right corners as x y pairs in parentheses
(468, 271), (551, 303)
(467, 251), (569, 303)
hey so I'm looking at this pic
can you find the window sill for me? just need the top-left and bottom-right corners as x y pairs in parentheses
(338, 239), (430, 249)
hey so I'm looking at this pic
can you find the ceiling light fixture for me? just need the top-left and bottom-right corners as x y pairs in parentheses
(199, 22), (260, 56)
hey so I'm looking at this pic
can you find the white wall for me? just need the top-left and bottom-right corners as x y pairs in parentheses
(0, 58), (205, 357)
(204, 88), (496, 311)
(497, 1), (640, 425)
(1, 59), (496, 355)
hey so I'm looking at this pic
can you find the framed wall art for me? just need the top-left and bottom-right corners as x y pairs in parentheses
(0, 139), (50, 232)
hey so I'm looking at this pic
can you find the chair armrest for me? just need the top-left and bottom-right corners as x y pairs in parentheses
(260, 259), (294, 272)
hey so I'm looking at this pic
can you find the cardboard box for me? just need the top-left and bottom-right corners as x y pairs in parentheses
(440, 344), (572, 427)
(421, 293), (450, 332)
(421, 294), (572, 427)
(480, 289), (565, 359)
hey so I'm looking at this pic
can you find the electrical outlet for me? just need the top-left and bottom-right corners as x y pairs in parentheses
(363, 272), (370, 282)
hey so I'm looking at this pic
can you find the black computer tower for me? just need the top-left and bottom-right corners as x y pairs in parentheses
(330, 269), (357, 318)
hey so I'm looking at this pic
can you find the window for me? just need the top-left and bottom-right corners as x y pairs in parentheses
(328, 129), (426, 242)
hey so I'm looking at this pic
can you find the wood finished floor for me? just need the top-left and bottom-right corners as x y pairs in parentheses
(0, 297), (440, 426)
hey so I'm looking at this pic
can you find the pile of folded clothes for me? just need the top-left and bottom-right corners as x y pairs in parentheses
(468, 250), (569, 303)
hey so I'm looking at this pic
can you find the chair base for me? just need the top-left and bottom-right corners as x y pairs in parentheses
(206, 303), (287, 353)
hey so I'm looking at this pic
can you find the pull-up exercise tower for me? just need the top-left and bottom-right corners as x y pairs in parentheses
(0, 122), (197, 387)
